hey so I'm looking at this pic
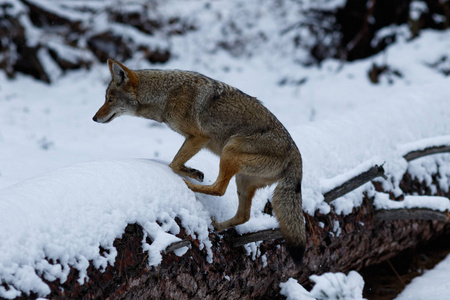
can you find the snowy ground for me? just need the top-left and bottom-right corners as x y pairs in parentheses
(1, 9), (450, 299)
(395, 253), (450, 300)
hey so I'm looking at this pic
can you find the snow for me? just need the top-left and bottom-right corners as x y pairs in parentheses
(37, 48), (62, 82)
(320, 158), (384, 195)
(0, 160), (211, 298)
(410, 1), (428, 20)
(26, 0), (90, 22)
(331, 220), (341, 238)
(395, 253), (450, 300)
(1, 1), (450, 298)
(280, 271), (365, 300)
(374, 193), (450, 211)
(407, 154), (450, 193)
(280, 278), (315, 300)
(398, 135), (450, 156)
(309, 271), (365, 300)
(46, 40), (95, 65)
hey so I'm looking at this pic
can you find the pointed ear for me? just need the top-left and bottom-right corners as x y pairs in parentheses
(107, 59), (138, 90)
(107, 58), (115, 78)
(111, 60), (127, 86)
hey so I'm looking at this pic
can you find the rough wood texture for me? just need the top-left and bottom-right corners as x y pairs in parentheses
(13, 169), (449, 300)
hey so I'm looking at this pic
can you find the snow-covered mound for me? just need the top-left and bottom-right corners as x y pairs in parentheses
(0, 159), (211, 298)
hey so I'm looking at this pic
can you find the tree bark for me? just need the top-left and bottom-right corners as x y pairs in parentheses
(13, 168), (449, 300)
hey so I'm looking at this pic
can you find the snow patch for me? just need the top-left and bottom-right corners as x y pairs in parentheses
(280, 271), (365, 300)
(310, 271), (365, 300)
(373, 193), (450, 211)
(280, 278), (315, 300)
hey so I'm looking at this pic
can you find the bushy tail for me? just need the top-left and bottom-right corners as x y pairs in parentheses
(272, 157), (305, 265)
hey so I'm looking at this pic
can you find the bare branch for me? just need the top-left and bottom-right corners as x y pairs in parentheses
(324, 164), (387, 203)
(376, 208), (450, 222)
(232, 228), (283, 248)
(228, 207), (450, 250)
(166, 229), (284, 252)
(165, 239), (191, 253)
(403, 145), (450, 162)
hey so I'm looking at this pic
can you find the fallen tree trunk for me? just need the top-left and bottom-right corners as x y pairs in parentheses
(14, 168), (449, 300)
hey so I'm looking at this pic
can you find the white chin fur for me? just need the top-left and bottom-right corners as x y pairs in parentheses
(102, 113), (117, 123)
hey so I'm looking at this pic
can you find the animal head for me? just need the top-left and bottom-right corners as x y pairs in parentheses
(93, 59), (139, 123)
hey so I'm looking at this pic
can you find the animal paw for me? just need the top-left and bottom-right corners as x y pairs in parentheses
(211, 217), (224, 232)
(182, 166), (204, 182)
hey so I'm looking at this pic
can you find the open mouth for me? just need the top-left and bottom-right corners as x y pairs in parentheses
(104, 113), (116, 123)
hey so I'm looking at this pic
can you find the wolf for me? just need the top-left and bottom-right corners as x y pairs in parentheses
(93, 59), (306, 264)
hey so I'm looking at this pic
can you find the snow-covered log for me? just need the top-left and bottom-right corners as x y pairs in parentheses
(1, 153), (449, 299)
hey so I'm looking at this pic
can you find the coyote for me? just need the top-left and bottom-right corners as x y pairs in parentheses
(93, 59), (306, 264)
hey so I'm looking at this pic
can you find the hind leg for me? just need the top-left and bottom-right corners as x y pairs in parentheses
(184, 137), (282, 229)
(183, 137), (280, 196)
(212, 174), (260, 231)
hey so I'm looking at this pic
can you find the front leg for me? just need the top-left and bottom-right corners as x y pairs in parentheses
(170, 135), (209, 182)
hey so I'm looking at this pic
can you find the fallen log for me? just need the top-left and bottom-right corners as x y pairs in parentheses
(171, 139), (450, 254)
(10, 145), (450, 299)
(13, 166), (448, 300)
(164, 162), (388, 252)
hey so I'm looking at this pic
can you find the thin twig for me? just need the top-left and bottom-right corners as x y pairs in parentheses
(386, 259), (405, 287)
(306, 214), (319, 247)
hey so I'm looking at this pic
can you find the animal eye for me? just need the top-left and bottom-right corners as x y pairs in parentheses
(108, 97), (114, 103)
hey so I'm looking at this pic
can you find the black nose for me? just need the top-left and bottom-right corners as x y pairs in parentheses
(93, 116), (98, 122)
